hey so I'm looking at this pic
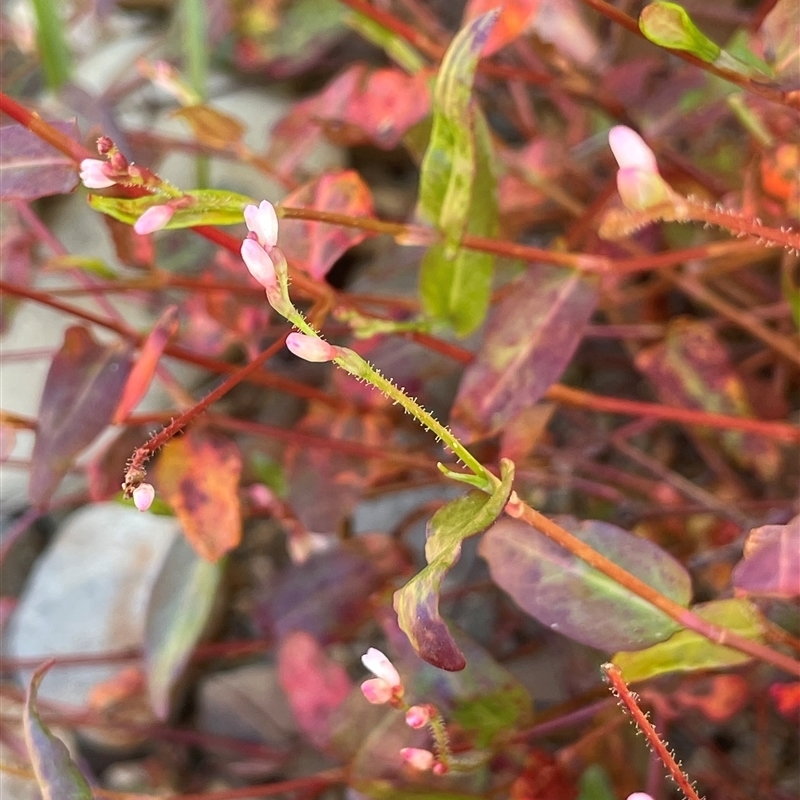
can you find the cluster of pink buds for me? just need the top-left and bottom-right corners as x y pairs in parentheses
(608, 126), (675, 211)
(360, 649), (448, 774)
(241, 200), (280, 293)
(79, 138), (178, 235)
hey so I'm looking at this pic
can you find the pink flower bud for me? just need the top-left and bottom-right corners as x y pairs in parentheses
(286, 333), (337, 363)
(79, 158), (116, 189)
(360, 677), (394, 704)
(400, 748), (435, 771)
(608, 126), (673, 211)
(627, 795), (655, 800)
(132, 483), (155, 512)
(134, 204), (175, 234)
(405, 705), (431, 729)
(608, 126), (658, 173)
(361, 648), (401, 688)
(244, 200), (279, 250)
(241, 238), (278, 292)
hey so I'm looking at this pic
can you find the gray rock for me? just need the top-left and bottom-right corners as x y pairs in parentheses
(6, 503), (179, 711)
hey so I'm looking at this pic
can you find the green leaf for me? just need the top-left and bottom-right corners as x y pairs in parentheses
(23, 662), (93, 800)
(577, 764), (617, 800)
(393, 459), (514, 671)
(639, 2), (721, 62)
(419, 109), (498, 336)
(416, 10), (499, 337)
(30, 0), (71, 91)
(88, 188), (253, 230)
(450, 683), (531, 749)
(145, 536), (224, 719)
(46, 255), (118, 279)
(612, 598), (766, 683)
(345, 11), (425, 74)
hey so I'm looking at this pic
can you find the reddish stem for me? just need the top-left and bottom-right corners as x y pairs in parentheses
(603, 663), (703, 800)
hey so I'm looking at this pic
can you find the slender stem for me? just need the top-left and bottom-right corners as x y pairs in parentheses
(603, 663), (702, 800)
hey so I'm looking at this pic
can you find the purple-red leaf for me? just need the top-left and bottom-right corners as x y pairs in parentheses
(113, 306), (179, 423)
(393, 460), (514, 671)
(29, 326), (134, 508)
(23, 661), (93, 800)
(277, 631), (352, 747)
(451, 265), (597, 441)
(733, 516), (800, 598)
(479, 516), (692, 652)
(278, 170), (375, 280)
(311, 64), (432, 150)
(0, 121), (80, 200)
(635, 318), (781, 481)
(154, 430), (242, 562)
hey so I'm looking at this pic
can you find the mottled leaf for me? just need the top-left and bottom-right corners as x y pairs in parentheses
(154, 430), (242, 562)
(451, 266), (597, 441)
(0, 121), (79, 200)
(88, 187), (252, 230)
(463, 0), (540, 56)
(733, 516), (800, 598)
(277, 631), (352, 747)
(419, 109), (498, 336)
(23, 662), (93, 800)
(612, 598), (766, 683)
(310, 64), (432, 149)
(394, 460), (514, 671)
(278, 170), (375, 279)
(260, 537), (406, 643)
(113, 306), (179, 423)
(635, 318), (781, 481)
(29, 326), (134, 508)
(145, 535), (224, 719)
(479, 516), (692, 652)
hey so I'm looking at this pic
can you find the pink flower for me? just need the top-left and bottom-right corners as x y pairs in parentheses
(286, 333), (337, 363)
(132, 483), (155, 512)
(79, 158), (116, 189)
(241, 238), (278, 292)
(400, 748), (435, 771)
(360, 647), (403, 704)
(627, 795), (655, 800)
(608, 126), (673, 211)
(244, 200), (279, 250)
(134, 204), (175, 234)
(405, 705), (431, 729)
(361, 677), (394, 704)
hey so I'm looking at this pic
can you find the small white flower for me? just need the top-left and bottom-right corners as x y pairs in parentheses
(400, 747), (435, 771)
(607, 126), (673, 211)
(285, 333), (337, 363)
(241, 238), (278, 291)
(244, 200), (279, 250)
(79, 158), (116, 189)
(360, 678), (394, 705)
(361, 648), (401, 687)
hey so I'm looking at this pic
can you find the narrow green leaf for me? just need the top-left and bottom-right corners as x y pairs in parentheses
(88, 188), (252, 230)
(418, 9), (499, 246)
(30, 0), (72, 90)
(612, 598), (766, 683)
(419, 109), (498, 336)
(346, 12), (426, 74)
(23, 662), (93, 800)
(145, 536), (224, 719)
(394, 459), (514, 671)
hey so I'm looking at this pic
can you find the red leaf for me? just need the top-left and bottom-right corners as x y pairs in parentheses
(0, 121), (80, 200)
(277, 631), (352, 748)
(29, 326), (134, 508)
(266, 98), (325, 179)
(113, 306), (179, 423)
(451, 266), (597, 441)
(463, 0), (540, 56)
(278, 170), (375, 279)
(154, 430), (242, 562)
(1, 204), (36, 333)
(770, 682), (800, 718)
(732, 516), (800, 598)
(312, 64), (432, 150)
